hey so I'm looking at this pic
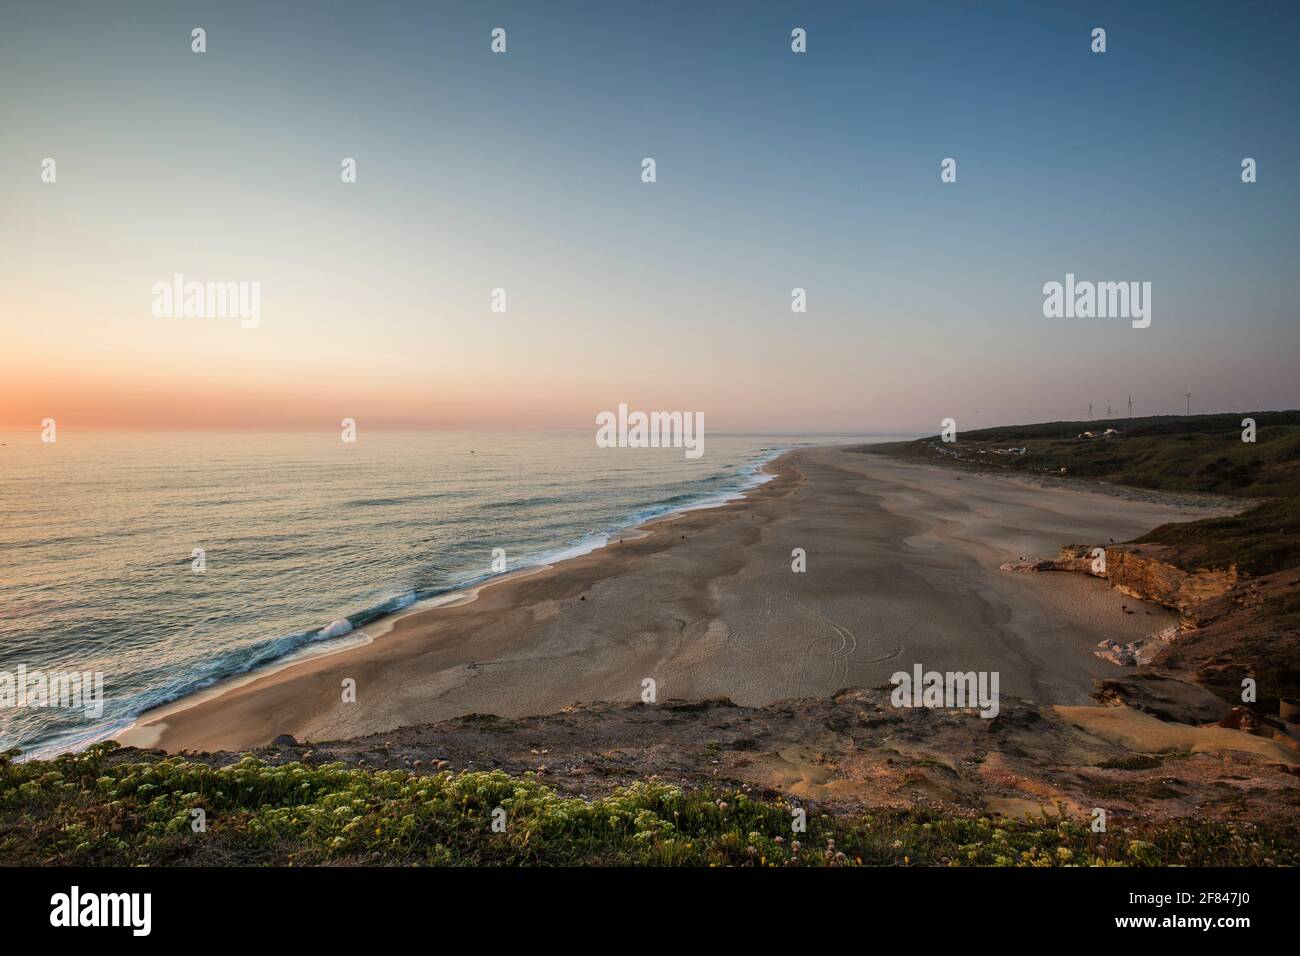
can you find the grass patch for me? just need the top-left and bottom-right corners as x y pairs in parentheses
(1, 744), (1295, 867)
(1135, 497), (1300, 575)
(880, 411), (1300, 499)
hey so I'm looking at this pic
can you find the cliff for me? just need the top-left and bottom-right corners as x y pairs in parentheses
(1053, 544), (1238, 628)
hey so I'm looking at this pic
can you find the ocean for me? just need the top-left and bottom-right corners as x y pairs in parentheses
(0, 430), (879, 757)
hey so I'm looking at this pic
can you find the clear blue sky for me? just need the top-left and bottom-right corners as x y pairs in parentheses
(2, 0), (1296, 431)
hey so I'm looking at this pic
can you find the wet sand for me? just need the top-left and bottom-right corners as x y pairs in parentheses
(123, 445), (1233, 753)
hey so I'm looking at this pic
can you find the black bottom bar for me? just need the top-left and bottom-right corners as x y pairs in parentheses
(2, 865), (1279, 940)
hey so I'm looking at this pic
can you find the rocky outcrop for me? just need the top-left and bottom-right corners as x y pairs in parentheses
(1049, 544), (1237, 628)
(1093, 674), (1233, 724)
(1001, 543), (1243, 669)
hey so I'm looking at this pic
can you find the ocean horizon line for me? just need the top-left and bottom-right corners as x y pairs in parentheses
(6, 437), (837, 759)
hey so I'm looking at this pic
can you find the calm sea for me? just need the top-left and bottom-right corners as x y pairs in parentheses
(0, 430), (882, 756)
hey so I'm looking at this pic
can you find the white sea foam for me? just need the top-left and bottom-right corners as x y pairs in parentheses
(2, 433), (875, 757)
(316, 619), (353, 640)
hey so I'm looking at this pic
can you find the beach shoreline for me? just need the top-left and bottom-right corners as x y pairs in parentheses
(116, 453), (799, 750)
(121, 445), (1236, 754)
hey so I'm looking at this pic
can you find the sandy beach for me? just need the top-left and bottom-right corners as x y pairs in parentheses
(123, 445), (1235, 753)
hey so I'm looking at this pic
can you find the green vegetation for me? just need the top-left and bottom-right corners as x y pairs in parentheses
(892, 411), (1300, 498)
(1135, 496), (1300, 576)
(2, 744), (1294, 867)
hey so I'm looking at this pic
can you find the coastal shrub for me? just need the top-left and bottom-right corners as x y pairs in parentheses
(892, 412), (1300, 499)
(1136, 497), (1300, 575)
(1, 745), (1295, 867)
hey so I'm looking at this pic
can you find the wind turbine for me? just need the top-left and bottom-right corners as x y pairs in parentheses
(1128, 395), (1133, 418)
(1183, 391), (1192, 415)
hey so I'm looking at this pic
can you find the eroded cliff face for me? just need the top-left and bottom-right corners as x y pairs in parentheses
(1029, 544), (1298, 710)
(1055, 544), (1237, 628)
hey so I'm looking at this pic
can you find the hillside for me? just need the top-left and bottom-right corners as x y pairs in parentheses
(883, 410), (1300, 498)
(866, 411), (1300, 710)
(4, 689), (1298, 867)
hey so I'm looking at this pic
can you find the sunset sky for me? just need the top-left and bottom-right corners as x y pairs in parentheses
(2, 0), (1297, 432)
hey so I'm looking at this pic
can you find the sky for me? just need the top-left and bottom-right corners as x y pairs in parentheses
(1, 0), (1297, 432)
